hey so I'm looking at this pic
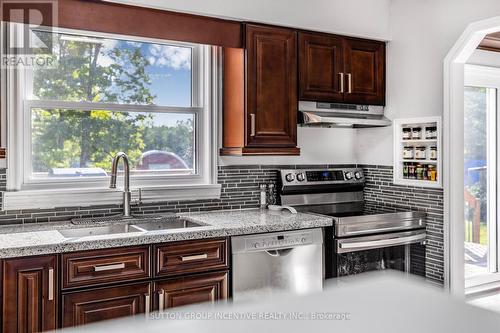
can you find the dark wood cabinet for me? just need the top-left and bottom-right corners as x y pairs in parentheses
(245, 24), (298, 149)
(154, 238), (228, 278)
(62, 282), (150, 327)
(61, 245), (150, 289)
(221, 24), (300, 156)
(298, 32), (385, 105)
(299, 32), (344, 102)
(3, 255), (57, 333)
(154, 271), (228, 310)
(343, 38), (385, 105)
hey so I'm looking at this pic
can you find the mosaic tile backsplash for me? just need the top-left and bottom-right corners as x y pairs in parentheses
(0, 164), (444, 284)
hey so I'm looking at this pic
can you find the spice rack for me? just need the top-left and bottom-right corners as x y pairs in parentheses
(393, 117), (442, 188)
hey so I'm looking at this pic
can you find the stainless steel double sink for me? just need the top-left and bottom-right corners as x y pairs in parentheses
(58, 216), (205, 239)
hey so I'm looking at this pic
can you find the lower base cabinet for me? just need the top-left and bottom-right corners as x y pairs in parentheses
(2, 256), (57, 333)
(62, 282), (151, 327)
(2, 239), (230, 332)
(154, 271), (228, 310)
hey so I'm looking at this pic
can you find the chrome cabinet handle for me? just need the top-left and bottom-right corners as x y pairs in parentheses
(158, 289), (165, 312)
(347, 73), (352, 93)
(250, 114), (256, 136)
(180, 253), (208, 261)
(145, 294), (150, 315)
(94, 263), (125, 272)
(48, 268), (54, 301)
(339, 73), (345, 93)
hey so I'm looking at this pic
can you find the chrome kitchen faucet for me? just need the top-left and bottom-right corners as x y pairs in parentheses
(109, 152), (131, 217)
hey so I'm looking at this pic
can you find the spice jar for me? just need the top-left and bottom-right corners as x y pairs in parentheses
(428, 165), (437, 181)
(423, 165), (428, 180)
(429, 146), (437, 160)
(412, 127), (422, 140)
(416, 164), (424, 180)
(403, 146), (414, 159)
(415, 146), (426, 160)
(408, 163), (416, 179)
(402, 127), (412, 140)
(425, 126), (437, 139)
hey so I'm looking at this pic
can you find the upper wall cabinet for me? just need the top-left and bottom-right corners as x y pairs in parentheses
(221, 24), (300, 156)
(298, 32), (386, 105)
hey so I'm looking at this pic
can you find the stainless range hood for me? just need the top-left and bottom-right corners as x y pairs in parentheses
(298, 101), (391, 128)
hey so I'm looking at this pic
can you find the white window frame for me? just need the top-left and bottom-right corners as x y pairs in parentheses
(464, 64), (500, 289)
(1, 23), (220, 210)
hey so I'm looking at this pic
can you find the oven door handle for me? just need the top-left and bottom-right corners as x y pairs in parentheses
(337, 233), (426, 253)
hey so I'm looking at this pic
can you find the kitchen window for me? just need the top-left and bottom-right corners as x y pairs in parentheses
(464, 64), (500, 289)
(2, 23), (219, 209)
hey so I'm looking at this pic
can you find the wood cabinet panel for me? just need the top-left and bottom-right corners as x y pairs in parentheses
(62, 282), (150, 327)
(343, 38), (385, 105)
(221, 24), (300, 156)
(61, 246), (150, 289)
(3, 255), (57, 333)
(299, 32), (344, 102)
(154, 238), (228, 278)
(246, 24), (297, 148)
(154, 271), (228, 310)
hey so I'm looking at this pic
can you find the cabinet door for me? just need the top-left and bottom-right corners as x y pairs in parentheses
(154, 271), (228, 310)
(343, 38), (385, 105)
(299, 32), (344, 102)
(62, 282), (150, 328)
(3, 256), (57, 333)
(246, 24), (297, 148)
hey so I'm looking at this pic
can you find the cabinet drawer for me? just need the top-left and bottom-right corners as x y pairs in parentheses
(154, 238), (228, 277)
(62, 246), (150, 289)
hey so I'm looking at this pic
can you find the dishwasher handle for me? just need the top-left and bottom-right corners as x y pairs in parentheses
(265, 248), (293, 257)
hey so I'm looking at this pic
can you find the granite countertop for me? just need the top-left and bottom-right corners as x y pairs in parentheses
(0, 209), (332, 259)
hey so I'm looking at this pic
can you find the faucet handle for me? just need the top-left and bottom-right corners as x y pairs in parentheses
(131, 188), (143, 205)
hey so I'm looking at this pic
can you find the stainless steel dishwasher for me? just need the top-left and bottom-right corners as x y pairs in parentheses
(231, 228), (324, 302)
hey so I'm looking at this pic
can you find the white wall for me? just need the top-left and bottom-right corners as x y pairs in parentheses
(111, 0), (392, 166)
(219, 127), (356, 166)
(109, 0), (500, 166)
(109, 0), (391, 40)
(356, 0), (500, 166)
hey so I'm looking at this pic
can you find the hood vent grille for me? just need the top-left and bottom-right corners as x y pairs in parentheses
(298, 101), (391, 128)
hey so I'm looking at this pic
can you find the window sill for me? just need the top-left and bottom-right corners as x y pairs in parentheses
(2, 184), (222, 210)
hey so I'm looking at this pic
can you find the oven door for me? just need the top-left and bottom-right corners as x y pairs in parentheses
(333, 230), (426, 277)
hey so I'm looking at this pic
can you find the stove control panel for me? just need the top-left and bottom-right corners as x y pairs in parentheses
(280, 168), (364, 185)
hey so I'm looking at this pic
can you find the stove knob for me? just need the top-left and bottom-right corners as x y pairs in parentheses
(345, 171), (353, 180)
(285, 173), (295, 182)
(296, 173), (305, 182)
(354, 171), (363, 180)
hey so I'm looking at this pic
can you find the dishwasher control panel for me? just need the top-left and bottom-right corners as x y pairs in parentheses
(234, 229), (322, 252)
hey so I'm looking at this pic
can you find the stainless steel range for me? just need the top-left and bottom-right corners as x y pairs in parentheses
(278, 168), (427, 278)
